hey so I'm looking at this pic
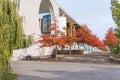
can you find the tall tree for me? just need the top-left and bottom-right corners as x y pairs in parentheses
(111, 0), (120, 55)
(103, 28), (119, 52)
(111, 0), (120, 39)
(0, 0), (32, 79)
(111, 0), (120, 27)
(38, 22), (67, 60)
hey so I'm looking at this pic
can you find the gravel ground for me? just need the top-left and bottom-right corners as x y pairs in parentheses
(11, 61), (120, 80)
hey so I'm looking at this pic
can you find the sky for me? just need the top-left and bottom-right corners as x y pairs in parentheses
(55, 0), (119, 39)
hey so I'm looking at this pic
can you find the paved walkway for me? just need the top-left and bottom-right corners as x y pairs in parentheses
(11, 61), (120, 80)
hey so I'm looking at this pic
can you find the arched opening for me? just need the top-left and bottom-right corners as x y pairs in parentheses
(39, 0), (55, 34)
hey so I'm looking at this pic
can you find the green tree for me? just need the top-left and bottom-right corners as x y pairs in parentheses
(111, 0), (120, 40)
(0, 0), (32, 80)
(111, 0), (120, 38)
(111, 0), (120, 27)
(111, 0), (120, 58)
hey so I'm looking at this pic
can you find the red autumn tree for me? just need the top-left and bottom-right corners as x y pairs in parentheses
(76, 25), (92, 44)
(64, 25), (78, 56)
(76, 25), (107, 52)
(37, 21), (67, 60)
(103, 28), (119, 47)
(38, 21), (79, 57)
(89, 34), (107, 52)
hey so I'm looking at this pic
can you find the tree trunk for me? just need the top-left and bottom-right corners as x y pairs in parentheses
(69, 45), (71, 56)
(55, 45), (57, 60)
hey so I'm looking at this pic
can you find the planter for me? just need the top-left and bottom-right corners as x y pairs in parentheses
(80, 50), (84, 54)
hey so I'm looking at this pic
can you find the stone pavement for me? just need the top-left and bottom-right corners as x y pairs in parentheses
(11, 61), (120, 80)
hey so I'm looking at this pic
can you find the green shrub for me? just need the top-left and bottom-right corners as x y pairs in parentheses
(110, 45), (120, 59)
(0, 73), (17, 80)
(112, 53), (120, 59)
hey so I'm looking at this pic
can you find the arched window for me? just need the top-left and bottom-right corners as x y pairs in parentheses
(39, 0), (55, 34)
(41, 14), (51, 34)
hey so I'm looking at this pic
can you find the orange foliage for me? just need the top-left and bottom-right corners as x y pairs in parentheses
(76, 25), (107, 51)
(65, 27), (79, 46)
(37, 22), (67, 48)
(103, 28), (119, 47)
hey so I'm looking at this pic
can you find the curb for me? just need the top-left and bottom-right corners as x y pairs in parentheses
(109, 56), (120, 64)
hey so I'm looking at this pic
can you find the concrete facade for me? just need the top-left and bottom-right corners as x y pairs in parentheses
(19, 0), (60, 36)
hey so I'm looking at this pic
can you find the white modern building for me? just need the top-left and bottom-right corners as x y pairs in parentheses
(19, 0), (79, 36)
(11, 0), (96, 61)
